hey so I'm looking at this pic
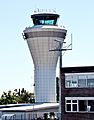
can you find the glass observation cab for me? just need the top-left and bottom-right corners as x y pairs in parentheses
(31, 13), (59, 26)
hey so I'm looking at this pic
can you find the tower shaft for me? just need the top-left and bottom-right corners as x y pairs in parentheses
(23, 12), (67, 103)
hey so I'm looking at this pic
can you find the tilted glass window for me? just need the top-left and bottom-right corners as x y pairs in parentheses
(32, 16), (58, 25)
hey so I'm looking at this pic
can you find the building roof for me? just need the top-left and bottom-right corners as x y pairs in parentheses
(0, 103), (59, 112)
(61, 66), (94, 73)
(31, 13), (59, 18)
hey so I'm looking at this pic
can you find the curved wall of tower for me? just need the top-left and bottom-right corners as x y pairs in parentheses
(24, 25), (67, 103)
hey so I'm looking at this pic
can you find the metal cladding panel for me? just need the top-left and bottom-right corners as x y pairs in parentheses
(24, 28), (67, 103)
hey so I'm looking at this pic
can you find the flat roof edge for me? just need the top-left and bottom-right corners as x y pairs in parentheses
(61, 66), (94, 73)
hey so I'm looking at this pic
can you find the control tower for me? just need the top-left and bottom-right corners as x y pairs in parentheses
(23, 10), (67, 103)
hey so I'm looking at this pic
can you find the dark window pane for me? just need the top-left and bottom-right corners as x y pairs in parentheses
(88, 100), (94, 111)
(66, 104), (71, 111)
(66, 100), (71, 103)
(79, 100), (87, 111)
(73, 104), (77, 111)
(73, 100), (77, 103)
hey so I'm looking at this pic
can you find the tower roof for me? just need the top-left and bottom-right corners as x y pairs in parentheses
(31, 13), (59, 18)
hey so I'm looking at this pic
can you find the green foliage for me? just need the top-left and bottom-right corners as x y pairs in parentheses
(0, 88), (35, 105)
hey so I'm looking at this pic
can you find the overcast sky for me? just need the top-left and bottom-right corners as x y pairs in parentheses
(0, 0), (94, 94)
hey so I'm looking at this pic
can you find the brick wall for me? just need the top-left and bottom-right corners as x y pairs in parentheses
(60, 70), (94, 120)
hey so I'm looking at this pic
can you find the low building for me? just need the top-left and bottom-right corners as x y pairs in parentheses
(0, 103), (59, 120)
(61, 66), (94, 120)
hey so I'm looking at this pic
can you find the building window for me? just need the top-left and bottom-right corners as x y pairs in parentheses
(87, 79), (94, 87)
(66, 80), (71, 87)
(88, 100), (94, 111)
(71, 81), (77, 87)
(66, 104), (71, 111)
(65, 97), (94, 112)
(65, 80), (77, 87)
(65, 74), (94, 88)
(78, 79), (86, 87)
(66, 100), (78, 112)
(73, 104), (77, 111)
(79, 100), (87, 111)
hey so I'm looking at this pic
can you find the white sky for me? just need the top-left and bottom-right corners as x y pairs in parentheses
(0, 0), (94, 94)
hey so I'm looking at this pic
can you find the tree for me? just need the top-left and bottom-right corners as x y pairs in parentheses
(0, 91), (17, 104)
(0, 88), (35, 105)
